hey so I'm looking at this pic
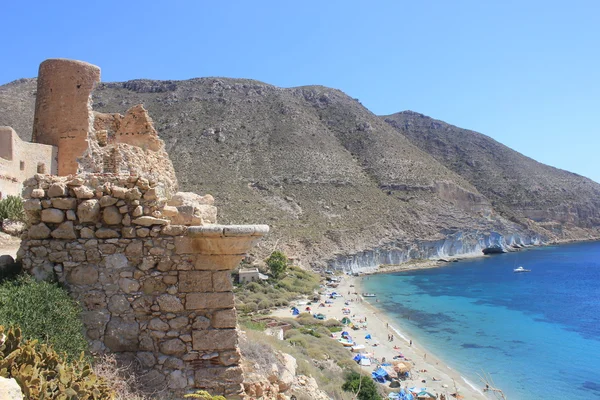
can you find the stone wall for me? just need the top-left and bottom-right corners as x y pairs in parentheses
(0, 126), (57, 198)
(18, 173), (268, 396)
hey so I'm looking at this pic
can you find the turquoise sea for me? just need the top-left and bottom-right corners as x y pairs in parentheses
(360, 241), (600, 399)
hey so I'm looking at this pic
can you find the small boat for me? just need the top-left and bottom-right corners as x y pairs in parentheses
(362, 293), (376, 297)
(513, 266), (531, 273)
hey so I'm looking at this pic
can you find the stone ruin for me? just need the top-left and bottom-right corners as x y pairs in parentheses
(16, 59), (269, 397)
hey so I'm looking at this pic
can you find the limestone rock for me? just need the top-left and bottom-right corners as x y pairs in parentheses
(77, 199), (100, 223)
(23, 199), (42, 211)
(51, 221), (77, 239)
(41, 208), (64, 223)
(167, 370), (187, 389)
(31, 188), (45, 198)
(67, 266), (99, 285)
(105, 253), (129, 269)
(0, 376), (24, 400)
(132, 216), (169, 226)
(51, 197), (77, 210)
(104, 318), (139, 351)
(95, 228), (119, 239)
(47, 183), (68, 197)
(157, 294), (183, 312)
(73, 185), (94, 199)
(99, 195), (118, 207)
(277, 353), (297, 392)
(1, 219), (26, 236)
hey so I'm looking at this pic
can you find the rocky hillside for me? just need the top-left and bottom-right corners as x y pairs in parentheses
(382, 111), (600, 239)
(1, 77), (597, 268)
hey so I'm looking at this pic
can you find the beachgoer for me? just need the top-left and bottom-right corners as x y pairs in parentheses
(409, 339), (412, 347)
(424, 353), (427, 360)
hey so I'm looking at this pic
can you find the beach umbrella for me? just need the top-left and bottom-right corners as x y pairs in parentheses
(365, 334), (372, 339)
(341, 317), (351, 324)
(393, 362), (411, 373)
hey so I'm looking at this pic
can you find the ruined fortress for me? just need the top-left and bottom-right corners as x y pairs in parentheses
(10, 59), (268, 397)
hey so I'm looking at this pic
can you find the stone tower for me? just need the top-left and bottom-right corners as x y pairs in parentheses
(32, 59), (101, 176)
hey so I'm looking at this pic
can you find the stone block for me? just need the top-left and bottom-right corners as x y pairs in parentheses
(41, 208), (64, 223)
(31, 188), (45, 198)
(48, 182), (68, 197)
(99, 195), (118, 207)
(175, 236), (260, 256)
(77, 199), (100, 223)
(194, 366), (244, 389)
(67, 266), (99, 285)
(186, 292), (234, 310)
(73, 185), (95, 199)
(118, 278), (140, 293)
(132, 216), (169, 226)
(211, 309), (237, 329)
(80, 227), (95, 238)
(192, 329), (237, 351)
(194, 255), (245, 271)
(179, 271), (212, 292)
(148, 318), (170, 331)
(51, 197), (77, 210)
(102, 206), (122, 225)
(51, 221), (77, 239)
(28, 223), (51, 239)
(160, 338), (186, 356)
(157, 294), (184, 312)
(104, 317), (139, 352)
(104, 253), (129, 269)
(125, 241), (143, 257)
(212, 271), (233, 291)
(108, 294), (132, 314)
(23, 199), (42, 211)
(96, 228), (119, 239)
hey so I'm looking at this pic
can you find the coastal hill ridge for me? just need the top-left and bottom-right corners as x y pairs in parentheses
(1, 77), (599, 266)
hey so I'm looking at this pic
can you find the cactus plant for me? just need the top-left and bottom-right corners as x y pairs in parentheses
(0, 326), (116, 399)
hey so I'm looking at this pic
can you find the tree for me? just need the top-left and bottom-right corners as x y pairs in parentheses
(342, 371), (382, 400)
(266, 251), (288, 279)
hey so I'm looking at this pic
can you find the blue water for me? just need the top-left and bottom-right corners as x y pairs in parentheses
(361, 241), (600, 399)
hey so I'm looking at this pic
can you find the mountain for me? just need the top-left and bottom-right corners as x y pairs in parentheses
(1, 77), (598, 267)
(382, 111), (600, 238)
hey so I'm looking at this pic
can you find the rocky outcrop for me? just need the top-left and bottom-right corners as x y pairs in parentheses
(0, 377), (23, 400)
(328, 230), (544, 273)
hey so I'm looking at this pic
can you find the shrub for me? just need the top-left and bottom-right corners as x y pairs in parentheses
(342, 371), (382, 400)
(184, 390), (226, 399)
(266, 251), (288, 279)
(0, 326), (115, 399)
(0, 275), (88, 360)
(0, 195), (25, 221)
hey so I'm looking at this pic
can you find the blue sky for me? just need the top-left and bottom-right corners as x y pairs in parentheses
(3, 0), (600, 182)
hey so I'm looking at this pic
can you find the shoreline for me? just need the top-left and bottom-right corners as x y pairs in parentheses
(353, 276), (488, 399)
(272, 276), (488, 399)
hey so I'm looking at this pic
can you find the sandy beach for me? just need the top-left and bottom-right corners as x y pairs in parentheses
(272, 275), (487, 399)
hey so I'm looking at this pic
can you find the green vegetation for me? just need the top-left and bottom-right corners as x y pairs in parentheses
(235, 265), (320, 314)
(0, 195), (25, 221)
(0, 325), (115, 399)
(266, 250), (288, 279)
(242, 313), (357, 399)
(183, 390), (226, 399)
(0, 275), (88, 360)
(342, 371), (382, 400)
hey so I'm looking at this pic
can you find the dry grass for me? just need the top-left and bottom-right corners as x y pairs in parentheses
(92, 354), (149, 400)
